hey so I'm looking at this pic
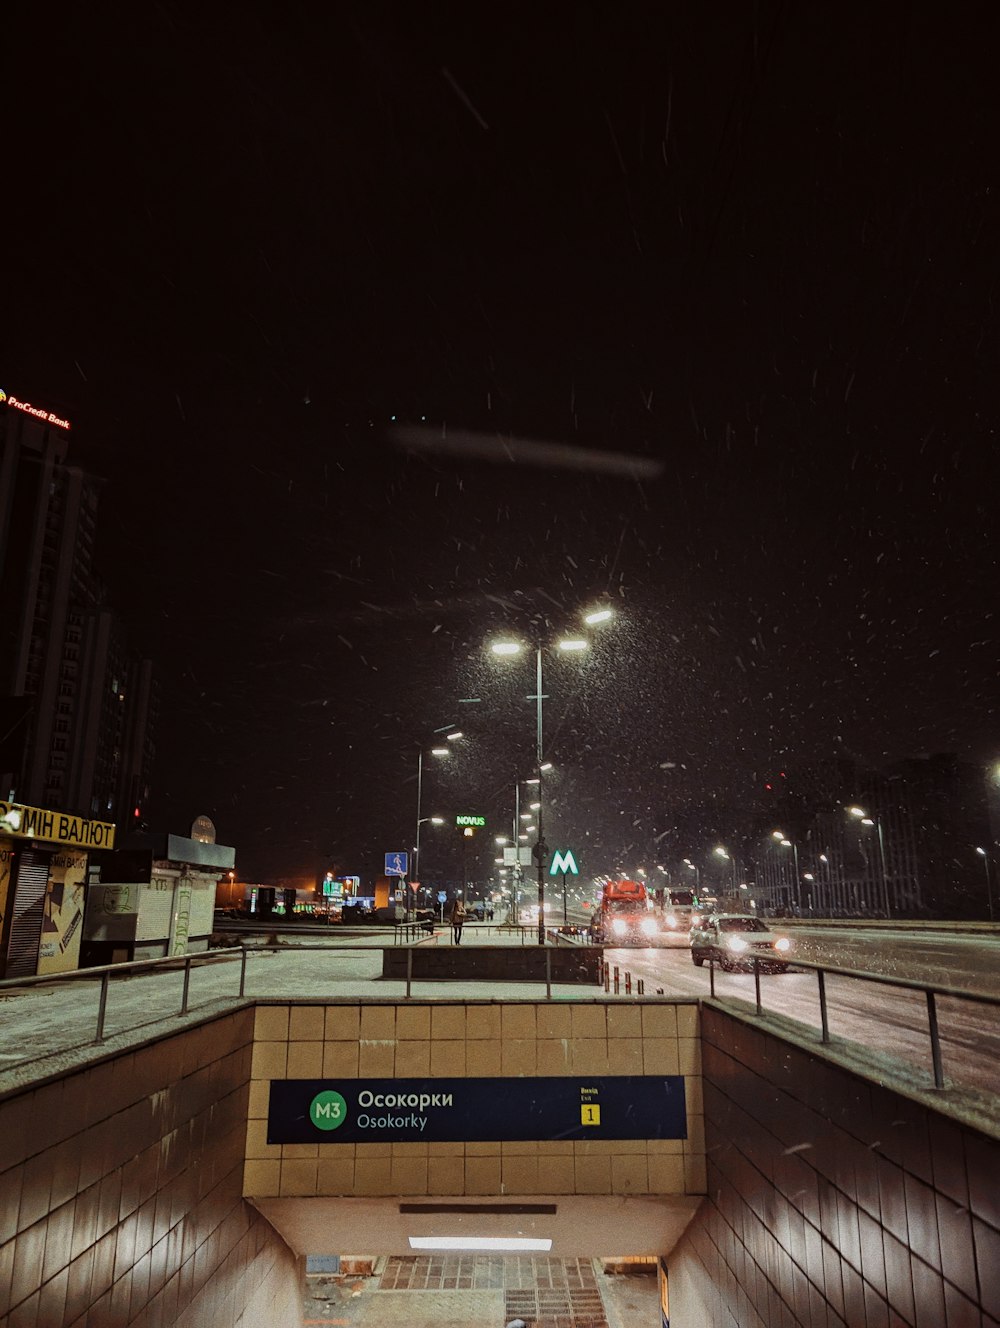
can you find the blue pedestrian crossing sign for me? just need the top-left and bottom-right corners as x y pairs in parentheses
(549, 848), (579, 876)
(385, 852), (408, 877)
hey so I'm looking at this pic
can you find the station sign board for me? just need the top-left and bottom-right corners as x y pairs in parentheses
(268, 1075), (687, 1145)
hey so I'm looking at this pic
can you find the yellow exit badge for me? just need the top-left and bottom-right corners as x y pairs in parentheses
(581, 1103), (601, 1126)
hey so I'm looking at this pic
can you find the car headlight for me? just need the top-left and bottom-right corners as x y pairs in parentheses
(611, 918), (627, 936)
(774, 937), (791, 952)
(640, 917), (657, 936)
(727, 937), (748, 953)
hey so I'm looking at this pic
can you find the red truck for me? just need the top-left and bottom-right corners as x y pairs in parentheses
(589, 878), (659, 945)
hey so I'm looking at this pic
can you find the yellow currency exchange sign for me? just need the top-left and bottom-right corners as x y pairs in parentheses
(0, 801), (115, 850)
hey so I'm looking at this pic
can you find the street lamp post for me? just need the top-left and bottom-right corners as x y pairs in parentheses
(490, 606), (613, 945)
(975, 847), (995, 923)
(771, 832), (801, 913)
(848, 807), (891, 918)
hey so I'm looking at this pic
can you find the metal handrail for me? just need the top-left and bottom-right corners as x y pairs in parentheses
(705, 953), (1000, 1090)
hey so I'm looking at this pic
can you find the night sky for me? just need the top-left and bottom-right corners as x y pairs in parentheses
(5, 3), (1000, 884)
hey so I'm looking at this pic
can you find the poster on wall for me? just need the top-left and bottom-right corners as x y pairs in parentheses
(0, 837), (14, 937)
(37, 850), (87, 974)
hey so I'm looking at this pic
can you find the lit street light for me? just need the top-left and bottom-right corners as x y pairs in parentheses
(847, 807), (891, 918)
(412, 738), (459, 920)
(490, 607), (613, 943)
(771, 831), (801, 913)
(975, 847), (995, 922)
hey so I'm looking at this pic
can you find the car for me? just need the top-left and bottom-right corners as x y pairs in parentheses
(689, 913), (793, 972)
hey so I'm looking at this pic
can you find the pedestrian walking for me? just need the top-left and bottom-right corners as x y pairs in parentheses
(449, 895), (466, 944)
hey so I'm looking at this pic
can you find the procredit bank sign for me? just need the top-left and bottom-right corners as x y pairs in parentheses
(0, 389), (71, 431)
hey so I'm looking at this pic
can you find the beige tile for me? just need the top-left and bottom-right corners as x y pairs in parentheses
(390, 1158), (429, 1194)
(247, 1079), (271, 1120)
(430, 1005), (467, 1040)
(607, 1038), (643, 1075)
(355, 1142), (392, 1159)
(280, 1160), (318, 1196)
(611, 1154), (649, 1194)
(286, 1042), (324, 1078)
(282, 1143), (319, 1160)
(570, 1039), (609, 1075)
(395, 1006), (431, 1040)
(675, 1004), (699, 1037)
(570, 1005), (607, 1040)
(641, 1038), (680, 1075)
(323, 1042), (360, 1077)
(501, 1040), (536, 1076)
(647, 1139), (684, 1156)
(501, 1156), (538, 1194)
(466, 1006), (501, 1041)
(684, 1154), (708, 1193)
(243, 1160), (280, 1196)
(466, 1041), (501, 1075)
(464, 1157), (501, 1195)
(605, 1139), (646, 1155)
(500, 1005), (536, 1041)
(354, 1158), (393, 1195)
(501, 1141), (539, 1157)
(288, 1007), (326, 1041)
(250, 1041), (287, 1081)
(536, 1004), (571, 1040)
(465, 1142), (500, 1157)
(685, 1076), (704, 1114)
(535, 1039), (571, 1073)
(245, 1120), (278, 1160)
(358, 1041), (395, 1076)
(427, 1157), (464, 1194)
(391, 1143), (429, 1158)
(254, 1006), (290, 1041)
(430, 1041), (466, 1076)
(573, 1139), (614, 1158)
(360, 1006), (396, 1041)
(537, 1141), (574, 1156)
(683, 1115), (705, 1154)
(317, 1157), (355, 1194)
(606, 1005), (642, 1039)
(678, 1038), (702, 1075)
(427, 1143), (454, 1157)
(648, 1156), (685, 1192)
(537, 1156), (576, 1192)
(394, 1041), (430, 1077)
(325, 1006), (361, 1041)
(574, 1155), (611, 1194)
(640, 1004), (678, 1039)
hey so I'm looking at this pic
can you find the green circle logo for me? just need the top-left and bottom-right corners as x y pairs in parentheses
(309, 1090), (348, 1131)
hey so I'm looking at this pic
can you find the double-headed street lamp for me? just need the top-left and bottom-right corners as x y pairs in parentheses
(771, 831), (801, 913)
(490, 606), (613, 944)
(411, 729), (462, 918)
(847, 807), (891, 918)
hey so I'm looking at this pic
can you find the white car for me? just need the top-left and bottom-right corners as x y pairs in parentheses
(689, 914), (793, 972)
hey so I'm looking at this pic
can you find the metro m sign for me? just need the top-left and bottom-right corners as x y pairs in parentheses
(549, 849), (579, 876)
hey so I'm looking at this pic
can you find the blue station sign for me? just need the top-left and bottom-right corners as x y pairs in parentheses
(267, 1075), (687, 1145)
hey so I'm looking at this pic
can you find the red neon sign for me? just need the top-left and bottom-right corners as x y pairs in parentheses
(0, 390), (71, 431)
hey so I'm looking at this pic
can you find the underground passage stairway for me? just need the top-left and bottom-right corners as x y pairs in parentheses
(301, 1254), (660, 1326)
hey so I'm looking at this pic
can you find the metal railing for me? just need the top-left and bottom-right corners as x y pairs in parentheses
(704, 953), (1000, 1090)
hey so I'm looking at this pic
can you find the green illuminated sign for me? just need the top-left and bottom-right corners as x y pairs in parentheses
(549, 849), (579, 876)
(455, 815), (486, 827)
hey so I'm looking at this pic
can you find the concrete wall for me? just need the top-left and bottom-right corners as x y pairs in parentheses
(668, 1004), (1000, 1327)
(0, 1010), (300, 1327)
(245, 999), (707, 1200)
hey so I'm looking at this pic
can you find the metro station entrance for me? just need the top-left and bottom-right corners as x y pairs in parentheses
(253, 1192), (685, 1327)
(302, 1253), (661, 1327)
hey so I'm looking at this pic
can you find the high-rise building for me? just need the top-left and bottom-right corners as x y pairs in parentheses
(0, 395), (156, 828)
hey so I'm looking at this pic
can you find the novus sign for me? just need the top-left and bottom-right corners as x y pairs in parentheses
(268, 1075), (687, 1145)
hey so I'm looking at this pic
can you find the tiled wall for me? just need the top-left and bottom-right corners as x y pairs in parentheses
(245, 999), (707, 1199)
(667, 1005), (1000, 1327)
(0, 1010), (300, 1327)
